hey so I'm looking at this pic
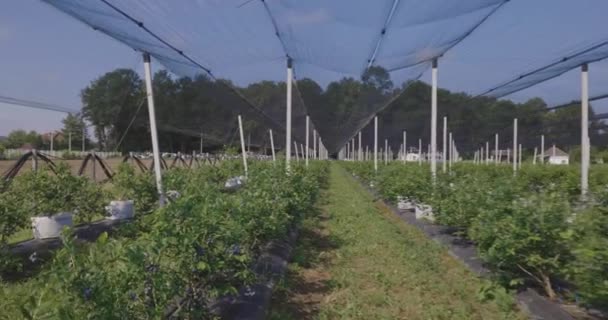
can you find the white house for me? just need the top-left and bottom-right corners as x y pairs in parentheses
(544, 146), (569, 165)
(405, 152), (420, 162)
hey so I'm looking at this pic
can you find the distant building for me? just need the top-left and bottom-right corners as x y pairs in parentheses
(405, 152), (420, 162)
(544, 146), (569, 165)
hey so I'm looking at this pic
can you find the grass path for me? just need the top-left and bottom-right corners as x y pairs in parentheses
(269, 163), (525, 320)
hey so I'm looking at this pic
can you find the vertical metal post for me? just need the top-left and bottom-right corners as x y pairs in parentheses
(305, 115), (310, 167)
(533, 147), (537, 165)
(374, 116), (378, 171)
(403, 131), (407, 164)
(418, 139), (422, 166)
(68, 131), (72, 153)
(495, 134), (499, 165)
(540, 135), (545, 164)
(313, 129), (317, 160)
(442, 117), (447, 172)
(269, 129), (276, 162)
(237, 115), (248, 177)
(513, 118), (518, 175)
(358, 131), (362, 161)
(448, 132), (453, 170)
(431, 58), (438, 179)
(581, 63), (589, 197)
(143, 53), (164, 205)
(294, 141), (299, 162)
(385, 139), (388, 165)
(486, 141), (489, 165)
(286, 58), (293, 171)
(200, 130), (203, 154)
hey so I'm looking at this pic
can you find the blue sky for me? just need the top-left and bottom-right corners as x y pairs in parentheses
(1, 0), (608, 137)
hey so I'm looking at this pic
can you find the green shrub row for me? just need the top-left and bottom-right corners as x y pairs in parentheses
(343, 161), (608, 308)
(0, 160), (328, 319)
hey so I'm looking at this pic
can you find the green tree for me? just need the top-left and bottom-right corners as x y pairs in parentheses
(81, 69), (144, 151)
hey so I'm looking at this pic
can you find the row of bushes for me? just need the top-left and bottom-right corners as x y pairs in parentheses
(343, 162), (607, 308)
(0, 160), (328, 318)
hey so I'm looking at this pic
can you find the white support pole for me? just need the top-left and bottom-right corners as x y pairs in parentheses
(486, 141), (489, 165)
(431, 58), (438, 179)
(495, 133), (499, 165)
(68, 131), (72, 153)
(442, 117), (447, 172)
(449, 132), (453, 170)
(533, 147), (537, 165)
(513, 118), (518, 174)
(358, 131), (362, 161)
(269, 129), (276, 162)
(305, 115), (310, 167)
(519, 144), (523, 169)
(581, 63), (590, 197)
(385, 139), (388, 165)
(352, 138), (355, 161)
(301, 144), (305, 162)
(403, 131), (407, 164)
(294, 141), (299, 162)
(481, 146), (484, 165)
(541, 135), (545, 164)
(313, 130), (317, 160)
(498, 150), (502, 163)
(507, 149), (510, 164)
(237, 115), (248, 177)
(418, 139), (422, 166)
(286, 58), (293, 172)
(143, 53), (164, 205)
(374, 116), (378, 171)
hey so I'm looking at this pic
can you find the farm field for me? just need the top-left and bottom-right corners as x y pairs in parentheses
(0, 160), (328, 318)
(342, 161), (608, 315)
(270, 163), (524, 319)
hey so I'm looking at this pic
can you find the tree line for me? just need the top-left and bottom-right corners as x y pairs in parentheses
(2, 66), (606, 158)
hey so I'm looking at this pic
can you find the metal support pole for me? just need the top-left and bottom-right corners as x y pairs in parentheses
(581, 63), (590, 196)
(294, 141), (299, 162)
(541, 135), (545, 164)
(519, 144), (523, 169)
(486, 141), (489, 165)
(385, 139), (388, 165)
(305, 115), (310, 167)
(431, 58), (438, 179)
(374, 116), (378, 171)
(200, 130), (203, 154)
(418, 139), (422, 166)
(313, 129), (317, 160)
(269, 129), (276, 162)
(68, 131), (72, 153)
(448, 132), (453, 170)
(237, 115), (248, 177)
(143, 53), (164, 205)
(286, 58), (293, 171)
(533, 147), (537, 165)
(403, 131), (407, 164)
(495, 134), (499, 165)
(513, 118), (518, 175)
(358, 131), (362, 161)
(442, 117), (447, 172)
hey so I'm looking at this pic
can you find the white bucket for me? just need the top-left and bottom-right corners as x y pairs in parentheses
(31, 213), (73, 239)
(105, 200), (135, 220)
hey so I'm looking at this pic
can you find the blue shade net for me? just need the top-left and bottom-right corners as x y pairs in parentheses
(42, 0), (508, 153)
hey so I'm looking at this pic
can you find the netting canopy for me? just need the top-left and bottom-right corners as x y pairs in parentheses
(42, 0), (508, 153)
